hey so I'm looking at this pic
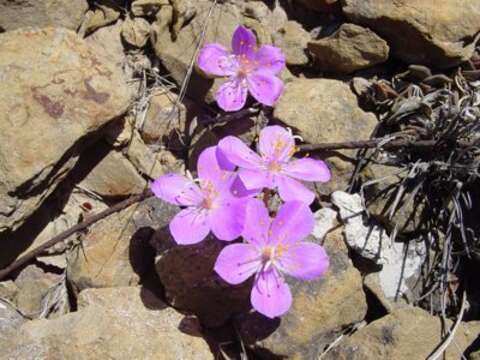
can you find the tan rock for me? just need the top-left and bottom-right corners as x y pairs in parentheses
(0, 0), (88, 31)
(67, 197), (176, 294)
(121, 17), (151, 48)
(273, 78), (377, 194)
(273, 21), (310, 66)
(1, 287), (213, 359)
(308, 23), (389, 74)
(80, 0), (122, 36)
(0, 28), (130, 232)
(342, 0), (480, 68)
(237, 229), (367, 359)
(327, 307), (480, 359)
(80, 149), (146, 198)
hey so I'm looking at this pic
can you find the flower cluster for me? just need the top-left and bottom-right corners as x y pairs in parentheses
(151, 126), (331, 318)
(197, 25), (286, 112)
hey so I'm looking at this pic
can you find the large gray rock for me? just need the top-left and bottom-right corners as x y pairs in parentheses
(341, 0), (480, 68)
(0, 0), (88, 31)
(0, 287), (213, 359)
(308, 23), (389, 74)
(0, 28), (131, 233)
(274, 78), (378, 195)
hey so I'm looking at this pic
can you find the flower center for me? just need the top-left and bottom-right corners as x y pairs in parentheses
(267, 160), (282, 173)
(200, 181), (218, 210)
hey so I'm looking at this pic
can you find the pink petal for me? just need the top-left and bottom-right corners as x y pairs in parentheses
(251, 269), (292, 318)
(214, 243), (261, 285)
(258, 125), (295, 162)
(209, 200), (247, 241)
(277, 242), (329, 280)
(242, 199), (271, 246)
(238, 168), (274, 190)
(197, 146), (233, 186)
(283, 158), (331, 182)
(216, 145), (237, 172)
(247, 70), (284, 107)
(150, 174), (203, 206)
(277, 176), (316, 205)
(230, 175), (261, 198)
(271, 201), (314, 245)
(197, 43), (237, 77)
(169, 208), (210, 245)
(217, 136), (262, 169)
(216, 78), (248, 112)
(255, 45), (286, 75)
(231, 25), (257, 58)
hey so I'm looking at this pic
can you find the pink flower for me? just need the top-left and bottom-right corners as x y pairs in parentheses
(214, 200), (329, 318)
(197, 25), (286, 112)
(150, 146), (252, 245)
(218, 126), (331, 205)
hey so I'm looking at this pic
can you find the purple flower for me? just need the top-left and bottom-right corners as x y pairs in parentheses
(214, 200), (329, 318)
(150, 146), (251, 245)
(197, 25), (286, 112)
(218, 125), (331, 205)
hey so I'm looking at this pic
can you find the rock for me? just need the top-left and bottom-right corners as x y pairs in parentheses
(151, 1), (268, 103)
(327, 307), (480, 359)
(140, 91), (188, 145)
(1, 287), (213, 359)
(273, 78), (377, 195)
(273, 21), (310, 66)
(126, 131), (183, 179)
(297, 0), (340, 12)
(0, 0), (88, 31)
(0, 281), (18, 304)
(154, 234), (252, 328)
(14, 264), (62, 318)
(308, 23), (389, 74)
(121, 17), (151, 48)
(131, 0), (169, 17)
(0, 299), (25, 336)
(80, 148), (146, 198)
(341, 0), (480, 68)
(237, 229), (367, 359)
(0, 28), (130, 233)
(312, 207), (338, 241)
(67, 197), (177, 294)
(360, 163), (425, 234)
(80, 0), (122, 36)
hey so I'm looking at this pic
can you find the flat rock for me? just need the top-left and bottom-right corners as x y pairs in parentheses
(0, 0), (88, 31)
(0, 28), (131, 233)
(1, 287), (213, 359)
(327, 307), (480, 359)
(273, 78), (377, 194)
(308, 23), (389, 74)
(237, 229), (367, 359)
(67, 197), (177, 294)
(342, 0), (480, 68)
(273, 21), (310, 66)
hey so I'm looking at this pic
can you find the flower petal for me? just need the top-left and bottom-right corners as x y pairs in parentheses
(230, 175), (261, 198)
(209, 200), (247, 241)
(247, 70), (284, 107)
(238, 168), (274, 190)
(216, 145), (237, 172)
(214, 243), (261, 285)
(258, 125), (295, 162)
(215, 78), (248, 112)
(232, 25), (257, 58)
(277, 176), (316, 205)
(242, 199), (271, 246)
(197, 44), (237, 77)
(271, 201), (314, 245)
(255, 45), (286, 75)
(251, 270), (292, 318)
(150, 174), (203, 206)
(197, 146), (233, 186)
(277, 242), (329, 280)
(169, 208), (210, 245)
(283, 158), (331, 182)
(218, 136), (262, 169)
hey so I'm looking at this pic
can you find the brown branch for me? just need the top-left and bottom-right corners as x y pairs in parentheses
(298, 137), (471, 152)
(0, 189), (154, 281)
